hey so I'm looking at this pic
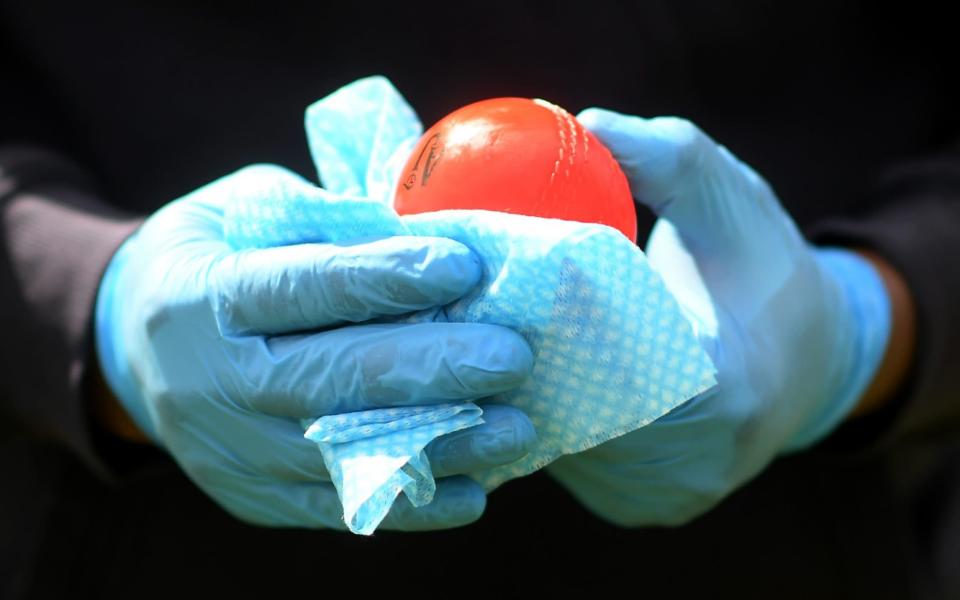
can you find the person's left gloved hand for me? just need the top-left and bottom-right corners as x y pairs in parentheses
(546, 109), (892, 526)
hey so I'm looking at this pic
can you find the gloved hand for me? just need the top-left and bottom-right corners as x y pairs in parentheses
(547, 110), (891, 526)
(95, 163), (536, 530)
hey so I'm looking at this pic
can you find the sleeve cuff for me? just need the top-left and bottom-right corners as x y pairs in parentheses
(1, 145), (147, 479)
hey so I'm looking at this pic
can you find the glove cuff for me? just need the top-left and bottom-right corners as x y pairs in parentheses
(784, 247), (892, 451)
(94, 232), (161, 444)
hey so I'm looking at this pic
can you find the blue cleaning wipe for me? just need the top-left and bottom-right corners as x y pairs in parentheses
(225, 76), (717, 534)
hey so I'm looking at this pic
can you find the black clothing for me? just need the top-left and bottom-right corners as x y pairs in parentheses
(2, 2), (959, 598)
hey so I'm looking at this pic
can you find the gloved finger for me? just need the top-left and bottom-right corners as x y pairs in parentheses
(191, 412), (334, 483)
(211, 406), (539, 485)
(228, 322), (534, 418)
(378, 475), (487, 531)
(211, 235), (481, 335)
(426, 404), (537, 478)
(207, 476), (348, 529)
(212, 473), (486, 531)
(577, 108), (799, 259)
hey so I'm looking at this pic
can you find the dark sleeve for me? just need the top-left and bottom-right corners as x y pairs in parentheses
(812, 145), (960, 448)
(0, 146), (143, 478)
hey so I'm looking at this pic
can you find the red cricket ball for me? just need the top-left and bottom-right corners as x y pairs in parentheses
(394, 97), (637, 242)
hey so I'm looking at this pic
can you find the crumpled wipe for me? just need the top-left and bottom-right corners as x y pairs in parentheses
(302, 404), (482, 535)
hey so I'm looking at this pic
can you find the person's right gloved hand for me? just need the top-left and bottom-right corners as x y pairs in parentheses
(94, 164), (536, 530)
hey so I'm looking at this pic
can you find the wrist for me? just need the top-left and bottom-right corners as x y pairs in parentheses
(784, 247), (893, 451)
(94, 234), (158, 443)
(844, 248), (917, 419)
(87, 354), (151, 444)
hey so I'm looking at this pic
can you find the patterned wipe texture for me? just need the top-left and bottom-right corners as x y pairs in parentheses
(398, 210), (718, 493)
(225, 76), (717, 534)
(301, 404), (482, 534)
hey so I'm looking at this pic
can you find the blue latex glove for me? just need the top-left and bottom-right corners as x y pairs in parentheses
(547, 110), (892, 526)
(95, 164), (536, 530)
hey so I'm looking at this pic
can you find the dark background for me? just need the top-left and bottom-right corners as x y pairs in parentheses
(3, 2), (957, 226)
(1, 1), (957, 597)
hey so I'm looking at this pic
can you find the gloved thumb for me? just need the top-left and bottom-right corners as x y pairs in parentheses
(577, 108), (804, 264)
